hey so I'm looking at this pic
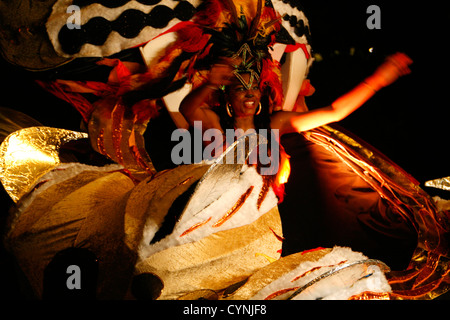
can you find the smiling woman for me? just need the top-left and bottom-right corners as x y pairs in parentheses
(227, 75), (262, 120)
(1, 0), (449, 301)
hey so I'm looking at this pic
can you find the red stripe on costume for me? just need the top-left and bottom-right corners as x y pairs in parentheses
(285, 43), (310, 60)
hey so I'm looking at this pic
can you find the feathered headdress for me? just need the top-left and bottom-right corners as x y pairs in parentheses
(200, 0), (285, 110)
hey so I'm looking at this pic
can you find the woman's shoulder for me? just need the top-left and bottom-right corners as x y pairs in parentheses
(269, 110), (294, 128)
(269, 110), (306, 135)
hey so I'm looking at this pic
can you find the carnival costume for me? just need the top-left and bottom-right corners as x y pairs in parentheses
(0, 0), (449, 300)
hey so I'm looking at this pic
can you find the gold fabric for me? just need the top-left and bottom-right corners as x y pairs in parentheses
(5, 162), (282, 300)
(125, 161), (282, 300)
(0, 107), (43, 144)
(5, 170), (136, 299)
(87, 100), (157, 182)
(0, 1), (71, 70)
(222, 249), (332, 300)
(425, 176), (450, 192)
(134, 206), (283, 300)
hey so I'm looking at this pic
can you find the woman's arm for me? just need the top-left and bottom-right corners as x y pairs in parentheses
(272, 53), (413, 134)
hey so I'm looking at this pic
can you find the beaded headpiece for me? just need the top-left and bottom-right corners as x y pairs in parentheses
(230, 43), (261, 90)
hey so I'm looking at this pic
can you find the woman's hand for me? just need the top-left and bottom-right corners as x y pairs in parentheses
(207, 57), (237, 88)
(366, 52), (413, 90)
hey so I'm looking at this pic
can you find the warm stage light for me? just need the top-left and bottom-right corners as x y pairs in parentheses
(276, 154), (291, 185)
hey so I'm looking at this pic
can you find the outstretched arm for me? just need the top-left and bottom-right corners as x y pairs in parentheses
(271, 53), (413, 134)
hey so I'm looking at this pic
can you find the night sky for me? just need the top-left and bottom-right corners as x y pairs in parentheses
(301, 1), (449, 186)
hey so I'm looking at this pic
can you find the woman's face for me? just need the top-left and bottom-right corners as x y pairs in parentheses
(227, 73), (262, 118)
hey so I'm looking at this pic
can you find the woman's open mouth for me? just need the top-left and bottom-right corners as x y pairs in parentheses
(244, 100), (256, 109)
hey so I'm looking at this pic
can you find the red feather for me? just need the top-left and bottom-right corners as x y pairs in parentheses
(260, 59), (284, 111)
